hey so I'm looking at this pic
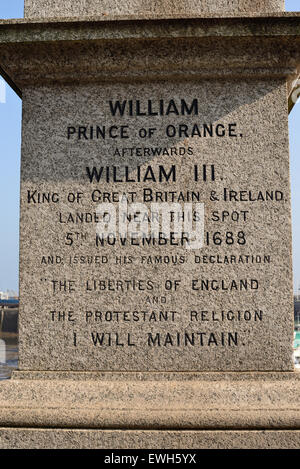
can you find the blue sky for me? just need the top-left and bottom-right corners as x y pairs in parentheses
(0, 0), (299, 293)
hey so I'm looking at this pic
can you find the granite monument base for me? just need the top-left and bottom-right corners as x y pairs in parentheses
(0, 371), (299, 449)
(1, 10), (300, 451)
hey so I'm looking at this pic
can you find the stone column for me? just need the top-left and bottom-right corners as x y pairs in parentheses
(24, 0), (285, 17)
(0, 0), (300, 449)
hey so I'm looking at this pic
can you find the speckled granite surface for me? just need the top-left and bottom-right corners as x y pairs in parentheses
(0, 371), (299, 430)
(1, 429), (300, 449)
(24, 0), (285, 19)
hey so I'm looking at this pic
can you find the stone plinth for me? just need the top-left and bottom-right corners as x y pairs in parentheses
(8, 16), (299, 373)
(0, 7), (300, 449)
(0, 371), (300, 448)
